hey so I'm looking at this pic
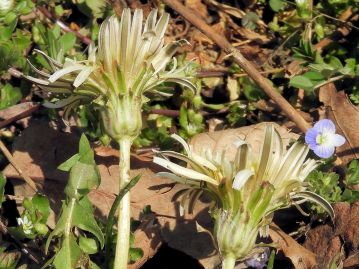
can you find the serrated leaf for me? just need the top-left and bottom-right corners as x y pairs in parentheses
(345, 160), (359, 186)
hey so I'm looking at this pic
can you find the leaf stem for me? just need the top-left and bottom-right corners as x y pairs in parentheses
(105, 174), (141, 266)
(222, 254), (236, 269)
(113, 138), (132, 269)
(64, 198), (76, 269)
(313, 75), (345, 90)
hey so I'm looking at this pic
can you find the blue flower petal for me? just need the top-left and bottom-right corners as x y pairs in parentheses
(305, 128), (319, 149)
(313, 119), (335, 134)
(332, 134), (346, 147)
(313, 145), (335, 158)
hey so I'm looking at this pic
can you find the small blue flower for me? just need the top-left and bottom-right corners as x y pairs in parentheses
(244, 249), (269, 269)
(305, 119), (345, 158)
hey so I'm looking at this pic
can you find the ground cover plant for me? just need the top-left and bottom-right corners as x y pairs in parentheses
(0, 0), (358, 269)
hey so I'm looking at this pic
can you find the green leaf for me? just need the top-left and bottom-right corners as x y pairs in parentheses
(65, 161), (100, 198)
(341, 189), (359, 203)
(328, 56), (343, 70)
(242, 77), (266, 102)
(73, 196), (104, 248)
(0, 84), (22, 110)
(269, 0), (285, 11)
(289, 75), (314, 90)
(345, 160), (359, 186)
(59, 33), (76, 53)
(129, 248), (144, 262)
(79, 236), (98, 254)
(79, 134), (94, 164)
(267, 249), (276, 269)
(31, 194), (50, 223)
(0, 18), (17, 41)
(0, 174), (5, 208)
(58, 154), (81, 171)
(302, 71), (325, 82)
(46, 197), (104, 259)
(52, 234), (82, 269)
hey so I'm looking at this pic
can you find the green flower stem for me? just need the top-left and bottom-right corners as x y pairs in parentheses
(222, 254), (236, 269)
(114, 138), (132, 269)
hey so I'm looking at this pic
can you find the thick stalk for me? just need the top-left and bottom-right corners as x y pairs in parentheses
(113, 138), (132, 269)
(222, 254), (236, 269)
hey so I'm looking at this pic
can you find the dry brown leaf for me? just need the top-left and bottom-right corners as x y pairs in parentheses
(236, 27), (271, 44)
(270, 224), (317, 269)
(190, 122), (299, 160)
(303, 202), (359, 268)
(319, 84), (359, 165)
(205, 0), (245, 19)
(185, 0), (209, 20)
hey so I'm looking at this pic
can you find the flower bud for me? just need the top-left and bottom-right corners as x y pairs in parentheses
(100, 95), (142, 141)
(296, 0), (311, 20)
(0, 0), (15, 17)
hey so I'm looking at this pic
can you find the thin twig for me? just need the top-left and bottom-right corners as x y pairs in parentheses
(0, 104), (40, 129)
(37, 6), (92, 45)
(0, 141), (38, 192)
(149, 108), (228, 117)
(0, 219), (41, 264)
(163, 0), (311, 132)
(196, 68), (284, 78)
(313, 75), (345, 90)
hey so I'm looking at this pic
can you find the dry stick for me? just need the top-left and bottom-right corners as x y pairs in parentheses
(0, 140), (38, 192)
(0, 104), (40, 129)
(37, 6), (92, 45)
(163, 0), (311, 133)
(0, 219), (41, 264)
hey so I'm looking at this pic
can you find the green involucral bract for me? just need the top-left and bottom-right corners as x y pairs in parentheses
(154, 124), (334, 269)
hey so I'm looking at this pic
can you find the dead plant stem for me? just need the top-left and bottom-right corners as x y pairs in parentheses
(162, 0), (311, 132)
(0, 140), (38, 192)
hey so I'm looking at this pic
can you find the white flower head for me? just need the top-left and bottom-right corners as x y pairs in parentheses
(17, 215), (34, 235)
